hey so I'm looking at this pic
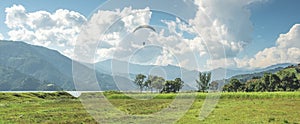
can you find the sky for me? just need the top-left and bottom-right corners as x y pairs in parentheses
(0, 0), (300, 71)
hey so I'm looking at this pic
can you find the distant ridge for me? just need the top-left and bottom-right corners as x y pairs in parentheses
(0, 40), (294, 91)
(0, 40), (120, 91)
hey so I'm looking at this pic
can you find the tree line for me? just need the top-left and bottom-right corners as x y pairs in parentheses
(134, 71), (213, 93)
(223, 71), (300, 92)
(133, 74), (184, 93)
(134, 67), (300, 93)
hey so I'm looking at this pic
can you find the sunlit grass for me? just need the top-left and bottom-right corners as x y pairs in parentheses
(0, 91), (299, 123)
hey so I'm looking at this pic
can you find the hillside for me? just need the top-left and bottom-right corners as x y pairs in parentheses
(230, 67), (284, 82)
(0, 40), (119, 91)
(0, 41), (74, 89)
(0, 65), (61, 91)
(0, 40), (295, 91)
(276, 64), (300, 79)
(96, 59), (197, 90)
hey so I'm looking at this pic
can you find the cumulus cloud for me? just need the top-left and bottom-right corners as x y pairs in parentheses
(0, 33), (4, 40)
(4, 2), (269, 71)
(241, 24), (300, 68)
(5, 4), (86, 57)
(188, 0), (266, 59)
(75, 7), (153, 63)
(2, 5), (153, 63)
(139, 0), (263, 70)
(276, 24), (300, 49)
(74, 0), (266, 71)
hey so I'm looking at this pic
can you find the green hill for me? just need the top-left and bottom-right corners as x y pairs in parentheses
(0, 65), (61, 91)
(276, 64), (300, 79)
(230, 67), (284, 82)
(0, 40), (122, 91)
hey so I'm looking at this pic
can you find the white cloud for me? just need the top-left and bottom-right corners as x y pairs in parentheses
(4, 2), (271, 71)
(0, 33), (4, 40)
(5, 4), (86, 58)
(276, 24), (300, 49)
(206, 58), (238, 70)
(4, 5), (151, 59)
(75, 7), (153, 63)
(73, 0), (266, 71)
(239, 24), (300, 68)
(135, 0), (263, 70)
(5, 5), (27, 29)
(188, 0), (265, 59)
(153, 48), (178, 66)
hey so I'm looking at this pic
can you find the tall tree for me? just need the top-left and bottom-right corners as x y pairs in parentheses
(281, 72), (299, 91)
(174, 78), (184, 92)
(254, 80), (264, 92)
(161, 78), (184, 93)
(244, 79), (257, 92)
(209, 81), (219, 91)
(262, 73), (271, 91)
(144, 75), (157, 93)
(229, 78), (242, 92)
(152, 76), (165, 92)
(144, 79), (152, 92)
(196, 72), (211, 92)
(161, 80), (174, 93)
(269, 74), (281, 92)
(133, 74), (146, 92)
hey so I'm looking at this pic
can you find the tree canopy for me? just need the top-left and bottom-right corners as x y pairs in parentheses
(196, 72), (211, 92)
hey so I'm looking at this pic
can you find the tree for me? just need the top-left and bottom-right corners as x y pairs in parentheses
(280, 72), (299, 91)
(209, 81), (219, 91)
(223, 84), (231, 92)
(174, 78), (184, 92)
(262, 73), (271, 91)
(244, 79), (257, 92)
(144, 79), (152, 92)
(149, 76), (165, 93)
(144, 75), (158, 93)
(269, 74), (281, 91)
(254, 80), (264, 92)
(196, 72), (211, 92)
(229, 78), (242, 92)
(161, 78), (184, 93)
(133, 74), (146, 92)
(161, 80), (174, 93)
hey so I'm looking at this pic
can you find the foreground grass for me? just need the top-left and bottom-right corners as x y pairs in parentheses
(0, 92), (299, 123)
(0, 92), (96, 123)
(179, 98), (300, 124)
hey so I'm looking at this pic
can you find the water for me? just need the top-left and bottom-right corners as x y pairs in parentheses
(0, 91), (104, 97)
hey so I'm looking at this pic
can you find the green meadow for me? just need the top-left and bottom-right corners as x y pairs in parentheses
(0, 92), (299, 124)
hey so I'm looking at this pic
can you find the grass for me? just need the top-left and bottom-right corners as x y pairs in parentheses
(0, 91), (300, 123)
(178, 98), (300, 124)
(102, 91), (300, 99)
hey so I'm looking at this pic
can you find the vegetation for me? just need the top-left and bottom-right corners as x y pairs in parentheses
(0, 65), (62, 91)
(229, 67), (284, 83)
(223, 65), (300, 92)
(133, 74), (147, 92)
(196, 72), (211, 92)
(150, 76), (165, 92)
(0, 92), (300, 123)
(144, 75), (165, 93)
(161, 78), (184, 93)
(133, 74), (184, 93)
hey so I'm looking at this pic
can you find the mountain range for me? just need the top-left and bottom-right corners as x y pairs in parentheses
(0, 40), (120, 91)
(0, 40), (294, 91)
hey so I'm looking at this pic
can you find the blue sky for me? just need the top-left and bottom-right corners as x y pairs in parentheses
(0, 0), (106, 38)
(244, 0), (300, 57)
(0, 0), (300, 70)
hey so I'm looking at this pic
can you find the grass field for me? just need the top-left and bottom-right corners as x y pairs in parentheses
(0, 92), (300, 123)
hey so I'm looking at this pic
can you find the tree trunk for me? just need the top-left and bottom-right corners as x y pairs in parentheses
(140, 86), (143, 93)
